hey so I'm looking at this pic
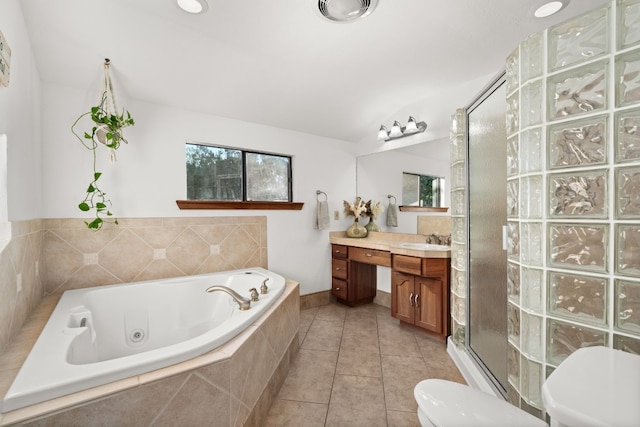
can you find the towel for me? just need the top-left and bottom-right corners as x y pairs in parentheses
(316, 200), (330, 230)
(386, 202), (398, 227)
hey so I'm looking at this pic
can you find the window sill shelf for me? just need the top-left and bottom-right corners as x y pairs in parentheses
(398, 206), (449, 213)
(176, 200), (304, 210)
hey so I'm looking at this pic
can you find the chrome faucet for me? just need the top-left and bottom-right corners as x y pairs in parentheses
(205, 285), (251, 310)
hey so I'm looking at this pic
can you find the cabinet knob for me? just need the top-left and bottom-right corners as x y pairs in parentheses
(365, 253), (372, 257)
(335, 250), (341, 253)
(335, 287), (341, 291)
(335, 267), (341, 271)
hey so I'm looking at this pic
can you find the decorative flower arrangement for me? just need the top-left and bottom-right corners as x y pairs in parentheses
(364, 200), (385, 219)
(343, 197), (367, 218)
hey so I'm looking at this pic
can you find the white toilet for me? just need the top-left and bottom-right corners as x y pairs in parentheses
(414, 379), (548, 427)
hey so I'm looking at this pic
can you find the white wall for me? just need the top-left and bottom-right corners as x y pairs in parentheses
(0, 0), (42, 223)
(40, 82), (358, 295)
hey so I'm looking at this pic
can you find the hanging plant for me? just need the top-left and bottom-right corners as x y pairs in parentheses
(71, 59), (135, 230)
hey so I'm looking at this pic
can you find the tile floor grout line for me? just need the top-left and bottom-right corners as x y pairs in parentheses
(263, 303), (465, 426)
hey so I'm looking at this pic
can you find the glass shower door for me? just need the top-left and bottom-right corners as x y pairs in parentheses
(466, 75), (508, 394)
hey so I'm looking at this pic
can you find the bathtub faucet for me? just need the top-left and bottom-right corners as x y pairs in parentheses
(205, 285), (251, 310)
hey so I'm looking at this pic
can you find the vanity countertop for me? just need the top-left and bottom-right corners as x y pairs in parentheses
(329, 231), (451, 259)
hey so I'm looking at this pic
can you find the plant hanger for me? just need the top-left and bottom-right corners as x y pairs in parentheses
(71, 58), (135, 230)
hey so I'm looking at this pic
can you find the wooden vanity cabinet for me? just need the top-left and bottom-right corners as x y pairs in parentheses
(391, 255), (451, 341)
(331, 244), (390, 306)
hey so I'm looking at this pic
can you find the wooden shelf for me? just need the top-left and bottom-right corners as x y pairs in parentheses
(176, 200), (304, 210)
(399, 206), (449, 213)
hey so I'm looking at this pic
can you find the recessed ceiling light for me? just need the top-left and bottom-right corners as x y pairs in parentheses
(177, 0), (208, 14)
(534, 1), (568, 18)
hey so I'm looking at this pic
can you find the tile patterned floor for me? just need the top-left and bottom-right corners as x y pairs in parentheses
(264, 302), (466, 426)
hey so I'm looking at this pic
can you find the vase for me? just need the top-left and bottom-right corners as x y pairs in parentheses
(365, 217), (381, 232)
(346, 218), (368, 238)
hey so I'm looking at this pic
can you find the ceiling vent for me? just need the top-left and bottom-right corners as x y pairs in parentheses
(316, 0), (379, 23)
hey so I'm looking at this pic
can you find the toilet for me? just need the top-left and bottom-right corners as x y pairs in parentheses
(414, 379), (548, 427)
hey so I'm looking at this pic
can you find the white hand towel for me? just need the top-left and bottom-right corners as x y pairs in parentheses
(386, 202), (398, 227)
(316, 200), (330, 230)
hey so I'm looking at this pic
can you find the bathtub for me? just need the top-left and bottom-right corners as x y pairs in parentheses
(1, 267), (285, 413)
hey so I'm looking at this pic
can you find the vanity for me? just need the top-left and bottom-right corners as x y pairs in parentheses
(329, 232), (452, 341)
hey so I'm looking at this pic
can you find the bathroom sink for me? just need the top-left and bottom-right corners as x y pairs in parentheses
(398, 243), (450, 251)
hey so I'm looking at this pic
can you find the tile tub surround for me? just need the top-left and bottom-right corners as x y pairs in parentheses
(42, 216), (268, 295)
(0, 220), (44, 357)
(0, 280), (299, 426)
(0, 216), (267, 362)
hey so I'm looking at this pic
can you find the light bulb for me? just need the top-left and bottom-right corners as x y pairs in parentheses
(404, 116), (419, 134)
(389, 121), (403, 138)
(377, 125), (389, 141)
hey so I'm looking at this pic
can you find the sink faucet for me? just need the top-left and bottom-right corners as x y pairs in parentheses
(426, 234), (439, 244)
(205, 285), (251, 310)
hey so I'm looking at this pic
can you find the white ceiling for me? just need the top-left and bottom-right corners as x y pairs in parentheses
(19, 0), (610, 144)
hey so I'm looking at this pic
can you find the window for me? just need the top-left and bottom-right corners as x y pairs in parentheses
(185, 143), (292, 202)
(402, 172), (445, 208)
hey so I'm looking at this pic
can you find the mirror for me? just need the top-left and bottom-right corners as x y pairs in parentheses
(402, 172), (446, 207)
(356, 138), (451, 212)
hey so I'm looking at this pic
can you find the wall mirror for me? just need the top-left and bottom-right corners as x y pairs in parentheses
(356, 138), (450, 213)
(402, 172), (446, 208)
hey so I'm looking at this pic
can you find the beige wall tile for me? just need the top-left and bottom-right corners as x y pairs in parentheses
(417, 215), (452, 235)
(153, 374), (231, 427)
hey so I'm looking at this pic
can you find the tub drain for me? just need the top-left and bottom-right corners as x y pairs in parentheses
(130, 329), (145, 343)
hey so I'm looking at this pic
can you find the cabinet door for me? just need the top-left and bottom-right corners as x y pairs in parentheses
(391, 271), (414, 324)
(414, 277), (443, 333)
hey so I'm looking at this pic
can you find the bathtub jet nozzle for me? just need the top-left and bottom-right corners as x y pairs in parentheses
(205, 285), (251, 310)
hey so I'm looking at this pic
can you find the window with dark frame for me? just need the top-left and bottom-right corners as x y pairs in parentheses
(185, 143), (292, 202)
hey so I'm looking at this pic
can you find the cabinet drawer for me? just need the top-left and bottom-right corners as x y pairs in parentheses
(332, 244), (348, 259)
(332, 278), (348, 300)
(332, 258), (348, 279)
(392, 255), (422, 275)
(350, 247), (391, 266)
(422, 258), (447, 278)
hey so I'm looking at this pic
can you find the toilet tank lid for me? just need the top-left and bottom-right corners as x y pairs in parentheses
(414, 379), (547, 427)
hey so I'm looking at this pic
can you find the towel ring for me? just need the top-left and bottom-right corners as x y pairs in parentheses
(387, 194), (396, 204)
(316, 190), (327, 202)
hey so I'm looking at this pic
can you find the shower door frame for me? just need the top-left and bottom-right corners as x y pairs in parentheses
(464, 71), (508, 398)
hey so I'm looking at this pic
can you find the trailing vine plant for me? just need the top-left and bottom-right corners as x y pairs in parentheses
(71, 59), (135, 230)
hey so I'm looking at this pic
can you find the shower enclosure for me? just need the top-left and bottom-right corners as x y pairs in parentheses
(466, 73), (508, 395)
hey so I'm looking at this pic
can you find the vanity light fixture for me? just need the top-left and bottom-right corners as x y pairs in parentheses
(177, 0), (208, 14)
(378, 117), (427, 141)
(534, 1), (568, 18)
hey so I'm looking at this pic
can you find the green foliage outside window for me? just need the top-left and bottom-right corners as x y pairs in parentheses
(186, 143), (292, 202)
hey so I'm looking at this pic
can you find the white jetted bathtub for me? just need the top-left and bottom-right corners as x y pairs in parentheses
(1, 267), (285, 412)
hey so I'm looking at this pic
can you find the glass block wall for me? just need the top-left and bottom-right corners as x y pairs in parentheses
(449, 0), (640, 418)
(503, 0), (640, 415)
(450, 109), (467, 348)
